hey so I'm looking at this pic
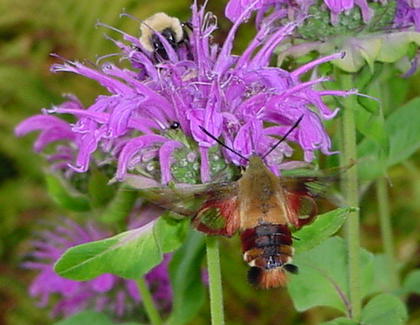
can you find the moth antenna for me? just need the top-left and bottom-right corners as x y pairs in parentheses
(199, 126), (249, 162)
(262, 115), (304, 160)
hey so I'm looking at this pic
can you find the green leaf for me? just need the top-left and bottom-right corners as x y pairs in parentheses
(357, 91), (380, 115)
(87, 169), (116, 208)
(355, 103), (388, 152)
(54, 311), (114, 325)
(385, 97), (420, 167)
(320, 317), (357, 325)
(382, 76), (409, 116)
(361, 294), (408, 325)
(100, 186), (137, 225)
(54, 310), (144, 325)
(358, 97), (420, 180)
(54, 216), (189, 280)
(370, 254), (395, 294)
(167, 230), (206, 325)
(352, 65), (389, 155)
(402, 269), (420, 295)
(288, 237), (374, 313)
(45, 174), (90, 212)
(294, 207), (354, 252)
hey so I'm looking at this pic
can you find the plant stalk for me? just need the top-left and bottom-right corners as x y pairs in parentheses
(206, 236), (225, 325)
(136, 277), (162, 325)
(376, 177), (399, 289)
(339, 73), (361, 321)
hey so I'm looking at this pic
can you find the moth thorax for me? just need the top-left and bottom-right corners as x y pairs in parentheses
(241, 223), (297, 289)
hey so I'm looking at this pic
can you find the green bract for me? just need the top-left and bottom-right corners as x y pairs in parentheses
(298, 2), (396, 41)
(279, 32), (420, 73)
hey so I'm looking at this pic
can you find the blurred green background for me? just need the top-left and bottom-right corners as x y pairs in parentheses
(0, 0), (419, 324)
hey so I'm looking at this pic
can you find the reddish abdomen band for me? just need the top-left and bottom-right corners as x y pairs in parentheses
(240, 223), (297, 289)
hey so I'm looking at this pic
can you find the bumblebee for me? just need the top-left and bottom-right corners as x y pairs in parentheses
(139, 12), (191, 60)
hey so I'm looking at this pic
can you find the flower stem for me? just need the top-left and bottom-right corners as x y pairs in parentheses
(339, 73), (361, 321)
(136, 277), (162, 325)
(206, 236), (225, 325)
(376, 177), (399, 289)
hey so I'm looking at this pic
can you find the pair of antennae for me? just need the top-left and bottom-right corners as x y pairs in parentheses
(199, 115), (304, 162)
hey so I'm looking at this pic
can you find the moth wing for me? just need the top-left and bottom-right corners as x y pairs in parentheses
(285, 191), (318, 228)
(280, 171), (342, 228)
(280, 174), (336, 199)
(192, 182), (240, 237)
(136, 181), (240, 237)
(136, 183), (209, 217)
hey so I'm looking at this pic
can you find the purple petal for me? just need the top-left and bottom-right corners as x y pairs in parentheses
(159, 140), (184, 184)
(116, 135), (168, 180)
(90, 274), (116, 293)
(199, 146), (210, 182)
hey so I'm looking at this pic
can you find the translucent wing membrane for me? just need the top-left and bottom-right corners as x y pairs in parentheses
(134, 181), (240, 236)
(194, 192), (240, 236)
(136, 183), (210, 217)
(286, 192), (318, 228)
(280, 174), (338, 199)
(280, 169), (345, 228)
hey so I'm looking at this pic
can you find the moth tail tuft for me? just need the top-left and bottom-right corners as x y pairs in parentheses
(247, 267), (288, 289)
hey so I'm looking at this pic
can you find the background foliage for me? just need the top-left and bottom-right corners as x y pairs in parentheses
(1, 0), (419, 324)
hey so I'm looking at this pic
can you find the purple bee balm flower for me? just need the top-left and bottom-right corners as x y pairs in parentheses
(23, 218), (172, 318)
(15, 95), (85, 175)
(225, 0), (280, 22)
(323, 0), (373, 24)
(16, 1), (355, 184)
(225, 0), (308, 24)
(394, 0), (420, 31)
(224, 0), (373, 25)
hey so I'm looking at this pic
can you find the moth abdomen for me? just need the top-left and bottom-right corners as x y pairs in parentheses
(241, 222), (296, 289)
(255, 233), (292, 247)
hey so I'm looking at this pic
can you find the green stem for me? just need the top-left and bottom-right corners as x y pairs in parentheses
(376, 177), (399, 290)
(136, 277), (162, 325)
(339, 73), (361, 321)
(206, 236), (225, 325)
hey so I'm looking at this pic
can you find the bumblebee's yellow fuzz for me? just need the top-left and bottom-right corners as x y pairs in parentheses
(140, 12), (183, 52)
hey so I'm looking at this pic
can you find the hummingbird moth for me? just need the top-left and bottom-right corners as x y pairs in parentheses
(132, 116), (337, 289)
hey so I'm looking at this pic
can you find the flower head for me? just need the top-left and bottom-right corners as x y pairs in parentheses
(394, 0), (420, 31)
(324, 0), (373, 24)
(16, 1), (354, 186)
(224, 0), (373, 25)
(24, 219), (171, 318)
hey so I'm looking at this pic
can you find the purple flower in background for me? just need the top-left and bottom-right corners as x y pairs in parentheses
(225, 0), (308, 24)
(394, 0), (420, 31)
(225, 0), (373, 25)
(23, 219), (171, 318)
(225, 0), (282, 22)
(15, 95), (83, 176)
(323, 0), (373, 24)
(16, 1), (355, 185)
